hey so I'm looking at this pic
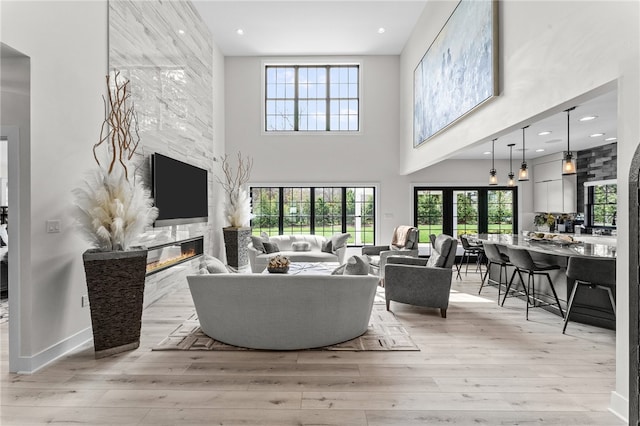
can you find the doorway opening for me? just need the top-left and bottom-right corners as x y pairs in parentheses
(1, 41), (30, 373)
(629, 143), (640, 425)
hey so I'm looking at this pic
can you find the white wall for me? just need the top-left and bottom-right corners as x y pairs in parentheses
(400, 1), (640, 420)
(1, 0), (108, 372)
(225, 55), (410, 243)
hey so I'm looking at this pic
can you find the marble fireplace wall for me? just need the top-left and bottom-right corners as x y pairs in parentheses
(109, 0), (223, 306)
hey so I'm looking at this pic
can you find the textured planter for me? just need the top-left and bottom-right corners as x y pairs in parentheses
(82, 247), (148, 359)
(223, 226), (251, 268)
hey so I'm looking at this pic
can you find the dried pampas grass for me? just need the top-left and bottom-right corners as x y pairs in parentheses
(73, 167), (158, 251)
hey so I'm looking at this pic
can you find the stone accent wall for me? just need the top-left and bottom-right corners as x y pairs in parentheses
(576, 142), (617, 214)
(109, 0), (216, 306)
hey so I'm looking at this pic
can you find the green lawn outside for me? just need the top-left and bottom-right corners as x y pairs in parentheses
(252, 225), (375, 244)
(253, 224), (513, 245)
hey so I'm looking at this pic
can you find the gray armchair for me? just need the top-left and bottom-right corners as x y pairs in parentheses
(384, 234), (458, 318)
(362, 225), (419, 279)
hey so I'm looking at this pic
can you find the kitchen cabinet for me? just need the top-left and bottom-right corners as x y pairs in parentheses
(533, 161), (577, 212)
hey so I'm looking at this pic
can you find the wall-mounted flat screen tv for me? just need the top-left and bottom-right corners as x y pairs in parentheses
(152, 153), (208, 227)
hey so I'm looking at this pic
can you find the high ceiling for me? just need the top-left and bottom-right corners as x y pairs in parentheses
(192, 0), (428, 56)
(192, 0), (617, 160)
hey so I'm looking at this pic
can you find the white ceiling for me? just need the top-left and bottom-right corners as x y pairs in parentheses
(192, 0), (618, 160)
(450, 88), (618, 161)
(191, 0), (428, 56)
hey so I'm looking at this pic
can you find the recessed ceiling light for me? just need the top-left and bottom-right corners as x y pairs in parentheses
(590, 133), (605, 137)
(236, 28), (245, 36)
(580, 115), (598, 121)
(538, 131), (551, 136)
(535, 148), (545, 152)
(605, 137), (617, 141)
(178, 29), (185, 35)
(377, 27), (386, 34)
(544, 138), (563, 144)
(483, 151), (491, 155)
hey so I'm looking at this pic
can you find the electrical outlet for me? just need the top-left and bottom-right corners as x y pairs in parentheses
(46, 220), (61, 233)
(81, 295), (90, 308)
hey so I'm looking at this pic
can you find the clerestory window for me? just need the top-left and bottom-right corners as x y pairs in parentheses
(264, 65), (359, 132)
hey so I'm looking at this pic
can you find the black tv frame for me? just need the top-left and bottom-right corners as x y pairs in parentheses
(151, 153), (208, 227)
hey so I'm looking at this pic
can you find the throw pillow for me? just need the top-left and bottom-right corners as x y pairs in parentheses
(200, 255), (228, 274)
(263, 242), (280, 254)
(198, 267), (209, 275)
(343, 254), (370, 275)
(321, 239), (333, 253)
(260, 231), (270, 240)
(426, 253), (444, 268)
(250, 235), (267, 253)
(331, 264), (346, 275)
(330, 232), (351, 252)
(292, 241), (311, 252)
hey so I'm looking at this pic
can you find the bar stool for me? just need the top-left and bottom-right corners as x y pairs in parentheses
(504, 247), (564, 320)
(456, 235), (485, 279)
(563, 256), (616, 334)
(480, 242), (517, 304)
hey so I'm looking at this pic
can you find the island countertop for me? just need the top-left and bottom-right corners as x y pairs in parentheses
(473, 233), (617, 259)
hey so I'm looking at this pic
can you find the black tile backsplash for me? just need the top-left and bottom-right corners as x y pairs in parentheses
(576, 142), (617, 214)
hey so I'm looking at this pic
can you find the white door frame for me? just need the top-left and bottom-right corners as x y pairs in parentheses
(1, 126), (21, 372)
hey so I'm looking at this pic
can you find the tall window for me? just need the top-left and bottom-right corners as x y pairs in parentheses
(588, 182), (617, 227)
(414, 187), (517, 239)
(487, 190), (514, 234)
(415, 189), (444, 243)
(454, 190), (479, 237)
(265, 65), (359, 132)
(251, 186), (375, 245)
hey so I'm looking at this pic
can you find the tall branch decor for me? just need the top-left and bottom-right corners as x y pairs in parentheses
(73, 71), (158, 251)
(216, 152), (253, 228)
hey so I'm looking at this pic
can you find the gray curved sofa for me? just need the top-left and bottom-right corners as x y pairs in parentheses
(186, 273), (379, 350)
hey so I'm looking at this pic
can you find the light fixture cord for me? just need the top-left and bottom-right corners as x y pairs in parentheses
(492, 138), (496, 169)
(509, 145), (513, 172)
(522, 125), (529, 162)
(565, 106), (576, 153)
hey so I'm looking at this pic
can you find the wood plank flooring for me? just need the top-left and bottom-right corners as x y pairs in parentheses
(0, 270), (624, 425)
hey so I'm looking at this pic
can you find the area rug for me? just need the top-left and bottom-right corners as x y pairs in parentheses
(153, 303), (419, 352)
(0, 298), (7, 325)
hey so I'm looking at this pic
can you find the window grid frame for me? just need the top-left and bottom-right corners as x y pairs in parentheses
(251, 185), (375, 246)
(587, 183), (617, 227)
(264, 65), (360, 133)
(414, 186), (518, 240)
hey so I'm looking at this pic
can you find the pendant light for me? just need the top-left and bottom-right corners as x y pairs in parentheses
(507, 143), (515, 187)
(489, 138), (498, 185)
(518, 125), (530, 181)
(562, 106), (577, 175)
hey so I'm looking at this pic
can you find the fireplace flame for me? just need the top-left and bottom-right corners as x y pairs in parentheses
(146, 248), (197, 273)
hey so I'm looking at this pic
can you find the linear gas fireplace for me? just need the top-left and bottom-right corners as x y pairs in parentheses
(146, 236), (204, 276)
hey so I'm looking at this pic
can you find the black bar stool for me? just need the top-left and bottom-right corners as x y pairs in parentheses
(504, 247), (564, 320)
(480, 242), (517, 304)
(563, 256), (616, 334)
(456, 235), (484, 279)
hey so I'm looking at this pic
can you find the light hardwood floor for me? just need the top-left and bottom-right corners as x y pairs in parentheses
(0, 269), (624, 425)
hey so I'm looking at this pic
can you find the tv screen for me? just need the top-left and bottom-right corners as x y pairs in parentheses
(152, 153), (208, 226)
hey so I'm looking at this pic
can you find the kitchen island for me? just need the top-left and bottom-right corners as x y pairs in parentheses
(474, 233), (616, 329)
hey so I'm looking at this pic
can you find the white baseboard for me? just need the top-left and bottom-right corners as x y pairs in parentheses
(15, 327), (93, 374)
(609, 390), (629, 423)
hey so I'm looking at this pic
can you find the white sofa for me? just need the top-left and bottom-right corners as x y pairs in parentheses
(247, 234), (347, 273)
(187, 273), (379, 350)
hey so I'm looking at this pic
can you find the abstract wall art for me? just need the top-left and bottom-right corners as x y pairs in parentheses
(414, 0), (498, 147)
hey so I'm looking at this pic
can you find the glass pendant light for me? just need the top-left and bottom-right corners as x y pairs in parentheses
(507, 143), (515, 187)
(489, 138), (498, 185)
(562, 107), (577, 175)
(518, 125), (530, 181)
